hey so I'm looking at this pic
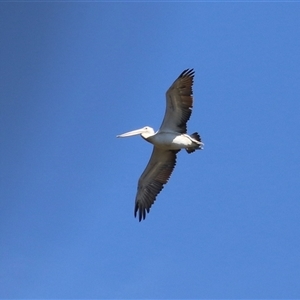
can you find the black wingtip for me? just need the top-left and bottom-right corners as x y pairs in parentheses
(134, 203), (146, 222)
(179, 68), (195, 78)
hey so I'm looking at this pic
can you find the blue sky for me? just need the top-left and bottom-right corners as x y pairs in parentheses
(1, 2), (300, 298)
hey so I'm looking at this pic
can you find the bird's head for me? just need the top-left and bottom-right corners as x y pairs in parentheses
(116, 126), (155, 139)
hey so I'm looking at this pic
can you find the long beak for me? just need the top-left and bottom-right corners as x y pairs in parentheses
(116, 128), (146, 138)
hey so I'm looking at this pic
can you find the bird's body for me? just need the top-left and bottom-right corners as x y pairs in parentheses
(143, 129), (201, 151)
(117, 69), (203, 221)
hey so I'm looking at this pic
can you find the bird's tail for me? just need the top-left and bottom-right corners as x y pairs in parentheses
(186, 132), (204, 154)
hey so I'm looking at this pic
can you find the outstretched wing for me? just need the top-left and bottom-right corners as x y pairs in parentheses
(159, 69), (195, 134)
(134, 147), (179, 221)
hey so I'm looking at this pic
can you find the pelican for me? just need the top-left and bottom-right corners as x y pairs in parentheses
(117, 69), (203, 221)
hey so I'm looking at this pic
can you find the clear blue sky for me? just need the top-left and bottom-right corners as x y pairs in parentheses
(1, 3), (300, 298)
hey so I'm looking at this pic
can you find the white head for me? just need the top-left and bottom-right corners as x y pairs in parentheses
(116, 126), (155, 139)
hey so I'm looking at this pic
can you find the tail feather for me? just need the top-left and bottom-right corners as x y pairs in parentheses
(186, 132), (203, 154)
(190, 132), (201, 143)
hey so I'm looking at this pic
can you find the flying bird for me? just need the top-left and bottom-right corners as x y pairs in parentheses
(117, 69), (203, 221)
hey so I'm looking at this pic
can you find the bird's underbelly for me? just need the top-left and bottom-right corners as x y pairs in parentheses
(148, 132), (192, 149)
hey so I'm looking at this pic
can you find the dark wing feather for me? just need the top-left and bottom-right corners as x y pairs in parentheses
(134, 147), (179, 221)
(160, 69), (195, 134)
